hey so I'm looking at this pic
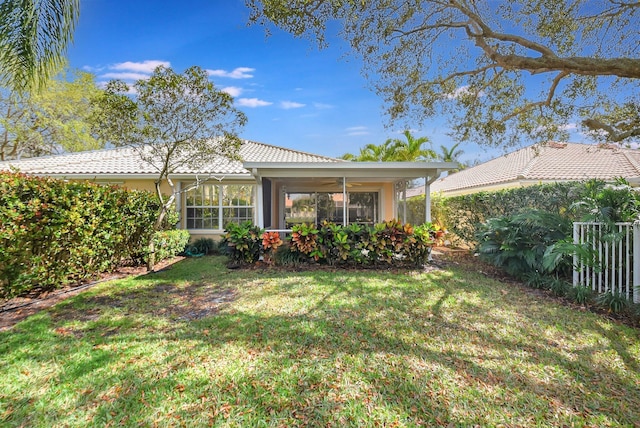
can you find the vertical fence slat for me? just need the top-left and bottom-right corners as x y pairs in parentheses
(634, 222), (640, 304)
(573, 222), (637, 303)
(573, 223), (579, 287)
(626, 224), (631, 300)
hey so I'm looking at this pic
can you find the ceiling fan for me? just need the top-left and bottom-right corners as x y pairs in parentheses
(319, 178), (362, 188)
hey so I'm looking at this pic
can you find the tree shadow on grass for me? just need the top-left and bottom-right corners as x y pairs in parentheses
(1, 261), (639, 426)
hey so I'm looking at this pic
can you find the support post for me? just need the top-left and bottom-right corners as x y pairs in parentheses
(342, 176), (347, 226)
(252, 168), (264, 228)
(572, 222), (579, 287)
(633, 221), (640, 303)
(402, 182), (407, 224)
(425, 177), (431, 223)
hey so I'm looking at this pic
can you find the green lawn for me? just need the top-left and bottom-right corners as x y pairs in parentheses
(1, 256), (639, 427)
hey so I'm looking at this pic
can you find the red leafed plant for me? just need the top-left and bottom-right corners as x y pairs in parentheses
(261, 231), (283, 264)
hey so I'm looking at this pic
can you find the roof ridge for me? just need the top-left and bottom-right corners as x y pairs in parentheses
(517, 144), (542, 179)
(620, 149), (640, 175)
(244, 139), (344, 162)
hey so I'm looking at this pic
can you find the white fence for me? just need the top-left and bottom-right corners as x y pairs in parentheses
(572, 222), (639, 303)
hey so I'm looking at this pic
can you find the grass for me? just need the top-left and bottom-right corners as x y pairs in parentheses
(1, 256), (639, 427)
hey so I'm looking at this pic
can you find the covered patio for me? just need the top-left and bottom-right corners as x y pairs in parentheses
(244, 161), (458, 230)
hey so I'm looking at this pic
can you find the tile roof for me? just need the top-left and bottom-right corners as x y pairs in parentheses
(0, 140), (341, 176)
(430, 142), (640, 195)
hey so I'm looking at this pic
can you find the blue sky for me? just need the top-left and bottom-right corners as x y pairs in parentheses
(67, 0), (511, 164)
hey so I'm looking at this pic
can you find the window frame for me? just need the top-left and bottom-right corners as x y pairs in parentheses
(185, 183), (255, 231)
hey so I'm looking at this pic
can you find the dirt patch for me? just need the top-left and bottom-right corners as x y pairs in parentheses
(0, 257), (184, 331)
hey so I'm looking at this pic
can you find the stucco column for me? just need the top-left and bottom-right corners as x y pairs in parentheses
(253, 170), (264, 228)
(425, 177), (431, 223)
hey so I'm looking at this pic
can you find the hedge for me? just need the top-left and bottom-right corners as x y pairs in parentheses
(403, 182), (588, 247)
(0, 171), (163, 298)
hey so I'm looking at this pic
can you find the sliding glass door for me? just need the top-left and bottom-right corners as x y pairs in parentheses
(284, 191), (378, 228)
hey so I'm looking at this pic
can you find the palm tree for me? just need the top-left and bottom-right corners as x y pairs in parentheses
(385, 130), (436, 161)
(341, 141), (396, 161)
(438, 142), (464, 162)
(438, 142), (466, 172)
(0, 0), (79, 92)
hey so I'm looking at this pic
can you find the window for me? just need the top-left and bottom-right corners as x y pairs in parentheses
(186, 184), (254, 230)
(285, 191), (378, 227)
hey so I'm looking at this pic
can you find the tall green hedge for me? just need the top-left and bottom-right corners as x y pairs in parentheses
(405, 182), (587, 247)
(0, 171), (162, 298)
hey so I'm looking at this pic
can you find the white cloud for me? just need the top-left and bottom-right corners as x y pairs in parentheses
(222, 86), (243, 97)
(281, 101), (305, 109)
(558, 123), (578, 131)
(445, 85), (485, 100)
(237, 98), (272, 107)
(313, 102), (333, 110)
(100, 72), (151, 81)
(207, 67), (255, 79)
(346, 126), (370, 136)
(82, 65), (104, 72)
(111, 60), (170, 73)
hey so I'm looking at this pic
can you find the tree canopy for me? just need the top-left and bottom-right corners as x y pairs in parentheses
(0, 68), (103, 161)
(247, 0), (640, 147)
(91, 65), (247, 230)
(0, 0), (79, 92)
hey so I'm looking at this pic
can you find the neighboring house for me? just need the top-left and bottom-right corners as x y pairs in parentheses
(424, 142), (640, 197)
(0, 140), (457, 238)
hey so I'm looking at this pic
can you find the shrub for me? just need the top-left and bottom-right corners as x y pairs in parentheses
(220, 220), (437, 269)
(476, 210), (572, 279)
(569, 285), (593, 305)
(0, 171), (161, 298)
(596, 291), (629, 314)
(428, 182), (585, 247)
(186, 238), (218, 256)
(221, 221), (263, 265)
(548, 277), (570, 297)
(273, 245), (309, 267)
(148, 230), (190, 263)
(290, 223), (321, 260)
(262, 231), (283, 264)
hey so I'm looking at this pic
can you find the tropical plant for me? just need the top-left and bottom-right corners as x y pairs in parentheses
(596, 291), (629, 314)
(186, 238), (218, 256)
(290, 223), (320, 259)
(341, 141), (397, 161)
(261, 231), (283, 264)
(273, 244), (308, 267)
(438, 143), (464, 163)
(548, 277), (570, 297)
(476, 210), (572, 279)
(572, 178), (640, 224)
(0, 0), (79, 92)
(569, 285), (593, 305)
(341, 130), (436, 162)
(221, 222), (263, 265)
(385, 130), (436, 161)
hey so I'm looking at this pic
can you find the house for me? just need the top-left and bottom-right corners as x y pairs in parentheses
(0, 140), (457, 238)
(425, 142), (640, 197)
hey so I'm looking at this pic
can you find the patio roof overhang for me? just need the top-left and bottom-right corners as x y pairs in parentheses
(243, 161), (459, 182)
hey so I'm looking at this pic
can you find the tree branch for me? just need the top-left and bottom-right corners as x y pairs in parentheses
(583, 118), (640, 142)
(501, 71), (569, 122)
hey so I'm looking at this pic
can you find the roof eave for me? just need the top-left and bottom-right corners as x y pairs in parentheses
(244, 161), (459, 179)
